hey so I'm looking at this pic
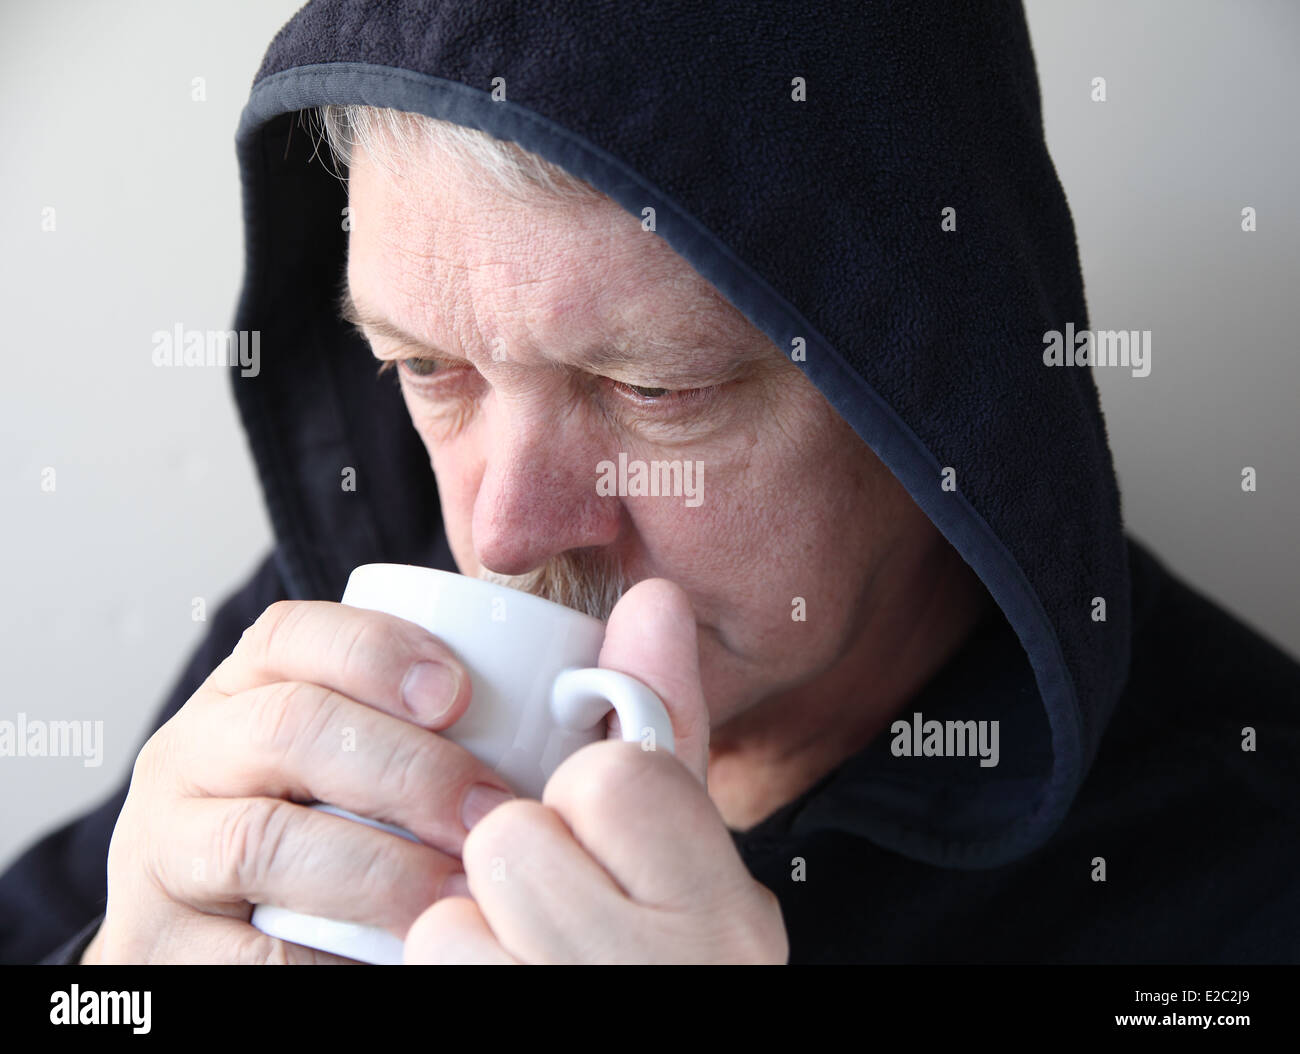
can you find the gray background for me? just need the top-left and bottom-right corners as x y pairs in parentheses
(2, 0), (1297, 873)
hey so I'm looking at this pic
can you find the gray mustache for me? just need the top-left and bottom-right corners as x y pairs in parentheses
(477, 550), (633, 622)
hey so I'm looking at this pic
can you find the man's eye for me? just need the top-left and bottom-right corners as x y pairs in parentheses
(621, 383), (671, 398)
(609, 378), (722, 412)
(376, 356), (461, 381)
(400, 357), (442, 378)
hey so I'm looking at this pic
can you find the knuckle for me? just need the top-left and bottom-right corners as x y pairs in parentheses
(213, 797), (292, 892)
(241, 929), (296, 966)
(386, 729), (441, 809)
(259, 937), (302, 966)
(331, 612), (391, 685)
(130, 729), (163, 785)
(563, 741), (647, 819)
(207, 651), (242, 696)
(418, 897), (458, 930)
(245, 680), (336, 758)
(259, 941), (294, 966)
(403, 898), (455, 962)
(351, 830), (420, 911)
(129, 716), (183, 792)
(247, 600), (304, 667)
(462, 798), (538, 863)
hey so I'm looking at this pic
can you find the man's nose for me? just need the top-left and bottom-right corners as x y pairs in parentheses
(470, 402), (623, 575)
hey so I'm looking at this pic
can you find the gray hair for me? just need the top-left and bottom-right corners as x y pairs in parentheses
(310, 104), (605, 204)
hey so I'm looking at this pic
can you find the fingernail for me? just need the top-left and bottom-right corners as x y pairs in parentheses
(442, 872), (471, 899)
(461, 784), (514, 831)
(401, 661), (462, 723)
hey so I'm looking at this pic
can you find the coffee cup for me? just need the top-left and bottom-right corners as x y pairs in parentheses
(249, 563), (674, 964)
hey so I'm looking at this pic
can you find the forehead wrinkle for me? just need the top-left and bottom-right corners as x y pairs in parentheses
(599, 271), (774, 373)
(346, 162), (775, 376)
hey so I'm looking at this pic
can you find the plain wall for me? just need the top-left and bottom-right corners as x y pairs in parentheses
(2, 0), (1297, 875)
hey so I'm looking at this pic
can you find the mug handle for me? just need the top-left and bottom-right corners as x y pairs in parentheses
(550, 667), (675, 755)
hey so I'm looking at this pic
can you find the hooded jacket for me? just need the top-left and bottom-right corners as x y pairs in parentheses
(6, 0), (1299, 965)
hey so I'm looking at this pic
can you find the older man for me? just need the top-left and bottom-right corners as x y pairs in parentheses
(5, 0), (1298, 965)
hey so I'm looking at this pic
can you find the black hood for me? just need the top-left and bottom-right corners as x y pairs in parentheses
(230, 0), (1130, 869)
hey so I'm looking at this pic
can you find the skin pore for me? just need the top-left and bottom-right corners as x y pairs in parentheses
(342, 138), (992, 832)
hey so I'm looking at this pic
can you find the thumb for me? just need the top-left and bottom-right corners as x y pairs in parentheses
(597, 577), (709, 783)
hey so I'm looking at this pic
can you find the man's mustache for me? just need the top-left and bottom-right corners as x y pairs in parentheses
(477, 549), (633, 622)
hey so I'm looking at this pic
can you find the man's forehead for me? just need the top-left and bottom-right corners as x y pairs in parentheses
(344, 164), (774, 371)
(348, 139), (640, 265)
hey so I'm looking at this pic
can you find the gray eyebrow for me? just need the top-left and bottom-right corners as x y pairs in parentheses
(337, 277), (773, 378)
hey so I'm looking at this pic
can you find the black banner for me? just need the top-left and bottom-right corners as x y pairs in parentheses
(1, 964), (1289, 1040)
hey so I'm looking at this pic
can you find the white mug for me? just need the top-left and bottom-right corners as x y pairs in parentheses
(250, 563), (674, 964)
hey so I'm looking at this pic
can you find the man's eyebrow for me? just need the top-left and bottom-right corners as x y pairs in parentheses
(337, 281), (772, 376)
(338, 284), (446, 354)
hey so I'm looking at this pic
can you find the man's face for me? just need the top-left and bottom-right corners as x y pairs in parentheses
(344, 140), (945, 730)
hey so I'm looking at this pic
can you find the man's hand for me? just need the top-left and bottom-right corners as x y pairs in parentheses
(403, 579), (789, 964)
(89, 600), (517, 963)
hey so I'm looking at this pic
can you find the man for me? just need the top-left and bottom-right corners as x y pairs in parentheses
(4, 0), (1298, 964)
